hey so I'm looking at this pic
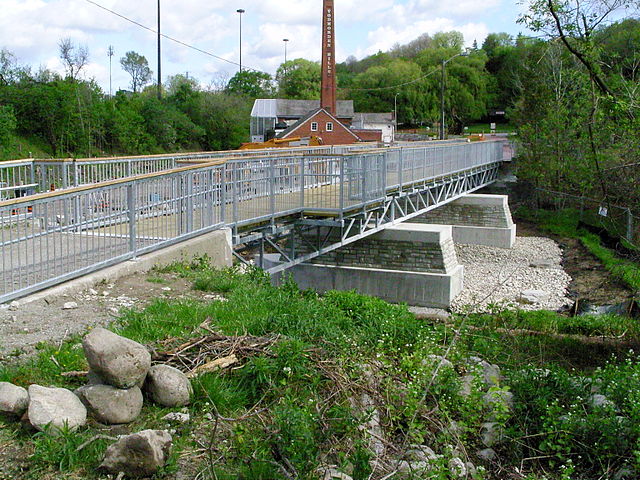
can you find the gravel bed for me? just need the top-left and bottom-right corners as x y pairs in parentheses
(451, 236), (573, 313)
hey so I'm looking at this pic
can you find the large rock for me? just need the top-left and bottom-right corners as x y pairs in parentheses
(480, 422), (504, 448)
(82, 328), (151, 389)
(0, 382), (29, 416)
(468, 357), (501, 388)
(145, 365), (192, 407)
(518, 290), (550, 305)
(76, 385), (143, 424)
(27, 385), (87, 432)
(100, 429), (172, 477)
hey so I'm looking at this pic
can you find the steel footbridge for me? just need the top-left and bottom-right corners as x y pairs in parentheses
(0, 139), (514, 303)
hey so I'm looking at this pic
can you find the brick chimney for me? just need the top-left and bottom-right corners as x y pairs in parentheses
(320, 0), (336, 115)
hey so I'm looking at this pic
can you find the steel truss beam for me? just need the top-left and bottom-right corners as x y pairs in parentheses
(236, 162), (501, 274)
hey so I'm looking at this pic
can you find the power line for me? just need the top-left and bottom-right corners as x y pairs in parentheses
(83, 0), (264, 73)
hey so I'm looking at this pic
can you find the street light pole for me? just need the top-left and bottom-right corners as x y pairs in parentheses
(283, 38), (289, 64)
(440, 50), (469, 140)
(394, 92), (400, 142)
(237, 9), (245, 73)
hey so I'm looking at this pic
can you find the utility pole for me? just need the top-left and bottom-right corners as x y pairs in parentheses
(157, 0), (162, 99)
(107, 45), (114, 97)
(237, 9), (245, 73)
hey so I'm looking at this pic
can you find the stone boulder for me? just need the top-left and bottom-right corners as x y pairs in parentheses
(483, 389), (514, 412)
(477, 448), (497, 462)
(518, 290), (550, 305)
(100, 429), (172, 477)
(145, 365), (192, 407)
(480, 422), (504, 448)
(76, 385), (143, 424)
(27, 385), (87, 432)
(82, 328), (151, 389)
(0, 382), (29, 416)
(468, 357), (501, 388)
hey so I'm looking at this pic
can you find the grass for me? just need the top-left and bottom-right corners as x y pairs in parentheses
(2, 259), (640, 479)
(517, 206), (640, 291)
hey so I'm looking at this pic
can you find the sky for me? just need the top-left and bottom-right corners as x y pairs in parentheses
(0, 0), (531, 93)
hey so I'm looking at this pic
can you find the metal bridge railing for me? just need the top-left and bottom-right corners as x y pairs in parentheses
(0, 143), (381, 199)
(0, 140), (507, 302)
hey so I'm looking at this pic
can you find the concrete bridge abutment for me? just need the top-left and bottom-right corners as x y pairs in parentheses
(409, 194), (516, 249)
(266, 223), (464, 308)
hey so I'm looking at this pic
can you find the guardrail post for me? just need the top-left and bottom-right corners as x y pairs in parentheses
(186, 172), (194, 233)
(128, 183), (137, 257)
(270, 158), (276, 219)
(232, 163), (238, 224)
(398, 148), (403, 190)
(300, 156), (305, 208)
(221, 165), (226, 224)
(339, 157), (344, 218)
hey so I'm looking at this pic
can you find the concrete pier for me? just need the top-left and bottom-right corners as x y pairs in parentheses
(265, 223), (464, 308)
(410, 194), (516, 248)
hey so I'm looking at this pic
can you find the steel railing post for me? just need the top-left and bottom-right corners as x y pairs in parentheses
(300, 156), (305, 208)
(128, 182), (137, 257)
(221, 165), (226, 224)
(270, 157), (275, 218)
(186, 172), (194, 233)
(339, 157), (344, 218)
(232, 163), (238, 224)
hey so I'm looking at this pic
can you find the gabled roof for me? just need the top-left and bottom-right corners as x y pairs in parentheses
(276, 108), (361, 141)
(251, 99), (355, 119)
(353, 112), (394, 124)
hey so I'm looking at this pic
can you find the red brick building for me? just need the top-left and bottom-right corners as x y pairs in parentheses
(276, 108), (365, 145)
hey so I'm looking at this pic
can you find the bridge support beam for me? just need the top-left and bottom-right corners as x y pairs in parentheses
(265, 223), (464, 308)
(409, 194), (516, 248)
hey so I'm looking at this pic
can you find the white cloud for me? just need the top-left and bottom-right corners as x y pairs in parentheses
(0, 0), (520, 90)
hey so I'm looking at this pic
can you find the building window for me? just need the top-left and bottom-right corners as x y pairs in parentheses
(326, 122), (333, 132)
(311, 122), (318, 132)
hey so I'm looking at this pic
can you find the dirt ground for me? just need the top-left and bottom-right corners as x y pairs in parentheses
(0, 272), (215, 364)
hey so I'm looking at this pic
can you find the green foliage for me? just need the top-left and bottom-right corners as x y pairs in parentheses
(0, 104), (16, 147)
(120, 51), (153, 93)
(226, 70), (274, 98)
(276, 58), (321, 99)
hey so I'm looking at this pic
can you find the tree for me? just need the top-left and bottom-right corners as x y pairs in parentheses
(0, 105), (16, 147)
(0, 49), (19, 86)
(432, 31), (465, 50)
(58, 38), (89, 80)
(275, 59), (321, 99)
(120, 51), (153, 93)
(226, 70), (274, 97)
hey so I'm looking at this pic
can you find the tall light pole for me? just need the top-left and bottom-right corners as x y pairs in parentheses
(283, 38), (289, 65)
(394, 92), (400, 143)
(107, 45), (114, 97)
(157, 0), (162, 99)
(440, 51), (469, 140)
(237, 8), (245, 73)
